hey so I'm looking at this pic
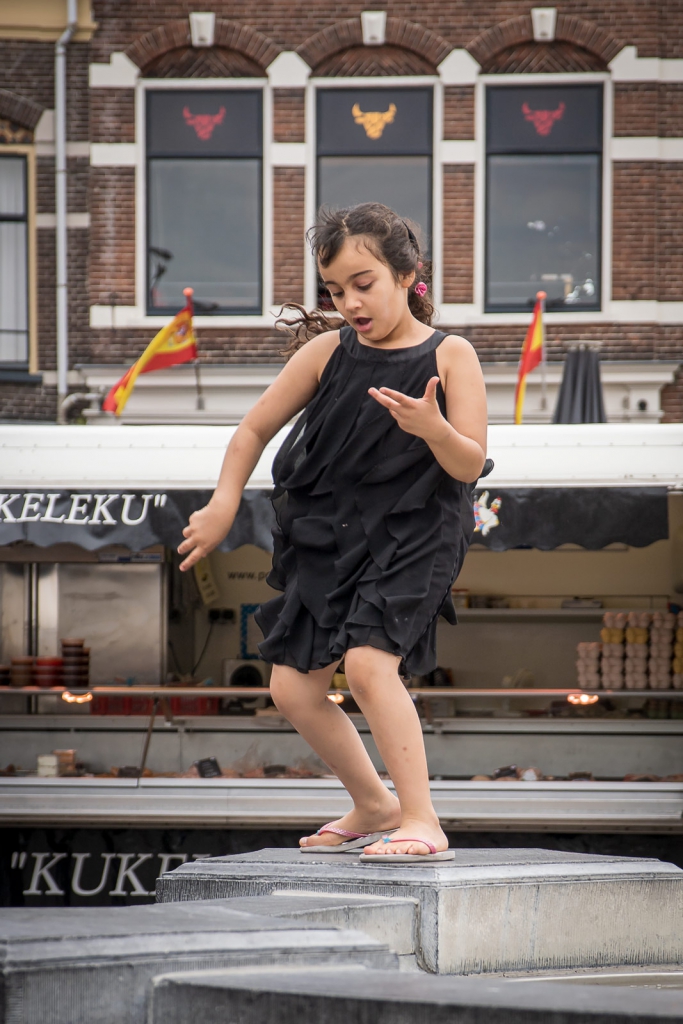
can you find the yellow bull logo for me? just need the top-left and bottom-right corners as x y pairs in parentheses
(351, 102), (397, 140)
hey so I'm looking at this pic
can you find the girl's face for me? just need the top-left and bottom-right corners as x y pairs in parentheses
(320, 237), (414, 343)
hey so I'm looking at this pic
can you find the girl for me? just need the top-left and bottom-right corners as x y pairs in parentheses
(179, 202), (488, 861)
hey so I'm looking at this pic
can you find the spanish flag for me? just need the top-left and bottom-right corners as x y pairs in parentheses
(514, 291), (545, 425)
(103, 288), (197, 416)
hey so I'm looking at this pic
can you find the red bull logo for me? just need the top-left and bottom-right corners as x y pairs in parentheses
(182, 105), (226, 140)
(522, 101), (565, 136)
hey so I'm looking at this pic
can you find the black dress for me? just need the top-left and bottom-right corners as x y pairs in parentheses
(255, 325), (483, 676)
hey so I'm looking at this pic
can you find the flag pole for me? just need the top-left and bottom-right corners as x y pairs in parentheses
(538, 289), (547, 413)
(184, 286), (204, 412)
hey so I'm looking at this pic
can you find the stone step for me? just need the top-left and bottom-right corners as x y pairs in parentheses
(0, 901), (396, 1024)
(217, 890), (418, 960)
(158, 846), (683, 975)
(150, 965), (683, 1023)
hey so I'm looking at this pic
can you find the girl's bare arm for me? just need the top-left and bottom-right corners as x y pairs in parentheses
(368, 335), (487, 483)
(178, 331), (339, 570)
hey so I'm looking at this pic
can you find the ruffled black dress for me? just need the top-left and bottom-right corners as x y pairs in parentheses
(255, 325), (481, 676)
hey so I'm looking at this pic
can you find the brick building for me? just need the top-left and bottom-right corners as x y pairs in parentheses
(0, 1), (681, 423)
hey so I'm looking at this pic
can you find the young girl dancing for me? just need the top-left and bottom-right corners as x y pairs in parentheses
(179, 202), (488, 861)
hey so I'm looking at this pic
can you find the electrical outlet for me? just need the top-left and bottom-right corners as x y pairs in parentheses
(209, 608), (236, 623)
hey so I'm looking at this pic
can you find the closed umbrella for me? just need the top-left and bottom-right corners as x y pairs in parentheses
(553, 345), (606, 423)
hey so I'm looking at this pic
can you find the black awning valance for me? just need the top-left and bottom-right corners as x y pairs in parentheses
(0, 487), (668, 554)
(0, 490), (275, 553)
(471, 487), (668, 551)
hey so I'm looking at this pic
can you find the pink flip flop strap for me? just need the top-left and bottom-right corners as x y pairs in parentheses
(317, 823), (368, 839)
(382, 837), (437, 854)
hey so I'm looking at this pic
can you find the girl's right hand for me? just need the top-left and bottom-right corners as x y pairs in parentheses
(178, 502), (234, 572)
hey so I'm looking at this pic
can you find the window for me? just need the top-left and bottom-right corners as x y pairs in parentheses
(316, 88), (432, 307)
(485, 84), (602, 313)
(146, 89), (262, 315)
(0, 155), (28, 363)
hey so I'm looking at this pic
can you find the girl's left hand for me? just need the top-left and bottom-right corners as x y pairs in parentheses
(368, 376), (450, 444)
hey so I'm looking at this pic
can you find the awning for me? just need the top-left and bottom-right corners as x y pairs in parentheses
(0, 423), (680, 553)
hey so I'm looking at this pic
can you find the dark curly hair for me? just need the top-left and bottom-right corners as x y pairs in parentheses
(277, 202), (434, 357)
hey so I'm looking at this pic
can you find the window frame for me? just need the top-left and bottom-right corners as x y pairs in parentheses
(305, 75), (442, 310)
(0, 145), (37, 370)
(473, 71), (612, 323)
(483, 81), (606, 313)
(136, 77), (272, 326)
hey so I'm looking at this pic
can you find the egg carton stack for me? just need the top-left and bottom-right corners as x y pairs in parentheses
(649, 611), (675, 690)
(674, 612), (683, 690)
(599, 612), (627, 690)
(624, 611), (651, 691)
(576, 642), (602, 689)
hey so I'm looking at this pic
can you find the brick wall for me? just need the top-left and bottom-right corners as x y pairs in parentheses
(314, 44), (434, 76)
(86, 327), (284, 364)
(482, 39), (606, 73)
(89, 168), (136, 307)
(611, 163), (658, 301)
(88, 1), (665, 61)
(273, 167), (305, 305)
(448, 323), (681, 363)
(0, 383), (57, 421)
(36, 231), (56, 368)
(659, 164), (683, 302)
(443, 87), (474, 140)
(442, 165), (474, 304)
(662, 368), (683, 423)
(614, 84), (659, 137)
(91, 90), (136, 144)
(272, 89), (305, 143)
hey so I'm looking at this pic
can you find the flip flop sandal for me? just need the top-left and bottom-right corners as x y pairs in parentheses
(300, 823), (398, 854)
(359, 837), (456, 863)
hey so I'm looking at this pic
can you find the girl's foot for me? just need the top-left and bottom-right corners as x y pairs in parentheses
(361, 818), (448, 856)
(299, 799), (401, 849)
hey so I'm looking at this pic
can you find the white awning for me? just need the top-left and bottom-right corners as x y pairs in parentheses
(0, 422), (681, 490)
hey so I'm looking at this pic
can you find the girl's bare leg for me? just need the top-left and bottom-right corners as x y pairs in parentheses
(269, 662), (400, 848)
(344, 645), (448, 856)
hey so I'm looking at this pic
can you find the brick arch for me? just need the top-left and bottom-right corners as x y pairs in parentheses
(484, 40), (609, 74)
(125, 18), (280, 76)
(466, 13), (624, 69)
(298, 17), (452, 75)
(0, 89), (43, 133)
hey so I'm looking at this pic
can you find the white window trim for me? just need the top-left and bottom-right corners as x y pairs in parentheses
(474, 71), (612, 321)
(125, 77), (275, 328)
(0, 145), (37, 371)
(304, 75), (442, 309)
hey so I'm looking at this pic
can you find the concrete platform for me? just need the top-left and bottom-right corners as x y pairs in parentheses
(150, 965), (683, 1023)
(0, 901), (396, 1024)
(158, 847), (683, 975)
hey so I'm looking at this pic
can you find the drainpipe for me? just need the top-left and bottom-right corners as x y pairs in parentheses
(55, 0), (78, 423)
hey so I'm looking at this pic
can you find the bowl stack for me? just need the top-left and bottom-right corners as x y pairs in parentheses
(649, 611), (675, 690)
(10, 656), (35, 688)
(60, 638), (90, 690)
(34, 657), (64, 689)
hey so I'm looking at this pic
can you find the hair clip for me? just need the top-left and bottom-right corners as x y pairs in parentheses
(403, 221), (419, 249)
(415, 282), (428, 297)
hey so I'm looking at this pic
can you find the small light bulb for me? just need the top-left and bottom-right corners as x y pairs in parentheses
(567, 693), (599, 705)
(327, 693), (345, 704)
(62, 690), (93, 704)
